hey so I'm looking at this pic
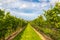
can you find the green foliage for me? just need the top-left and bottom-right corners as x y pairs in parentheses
(0, 9), (27, 40)
(44, 3), (60, 28)
(0, 9), (5, 19)
(31, 15), (45, 27)
(30, 3), (60, 40)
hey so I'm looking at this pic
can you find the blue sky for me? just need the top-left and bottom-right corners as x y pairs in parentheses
(0, 0), (60, 20)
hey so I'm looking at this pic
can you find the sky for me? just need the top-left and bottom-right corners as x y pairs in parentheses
(0, 0), (60, 20)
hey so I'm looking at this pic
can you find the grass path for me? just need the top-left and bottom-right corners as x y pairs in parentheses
(13, 24), (42, 40)
(32, 27), (46, 40)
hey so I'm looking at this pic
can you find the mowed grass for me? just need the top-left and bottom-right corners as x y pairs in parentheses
(13, 24), (42, 40)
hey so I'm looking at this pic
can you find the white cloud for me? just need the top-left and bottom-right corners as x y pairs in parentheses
(0, 0), (58, 20)
(2, 2), (39, 9)
(0, 0), (17, 3)
(20, 4), (27, 8)
(0, 3), (2, 5)
(59, 0), (60, 2)
(20, 13), (36, 16)
(40, 0), (47, 1)
(41, 3), (47, 7)
(50, 0), (59, 4)
(32, 3), (36, 7)
(9, 10), (38, 20)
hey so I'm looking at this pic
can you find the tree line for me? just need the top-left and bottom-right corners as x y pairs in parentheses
(0, 10), (27, 40)
(30, 2), (60, 40)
